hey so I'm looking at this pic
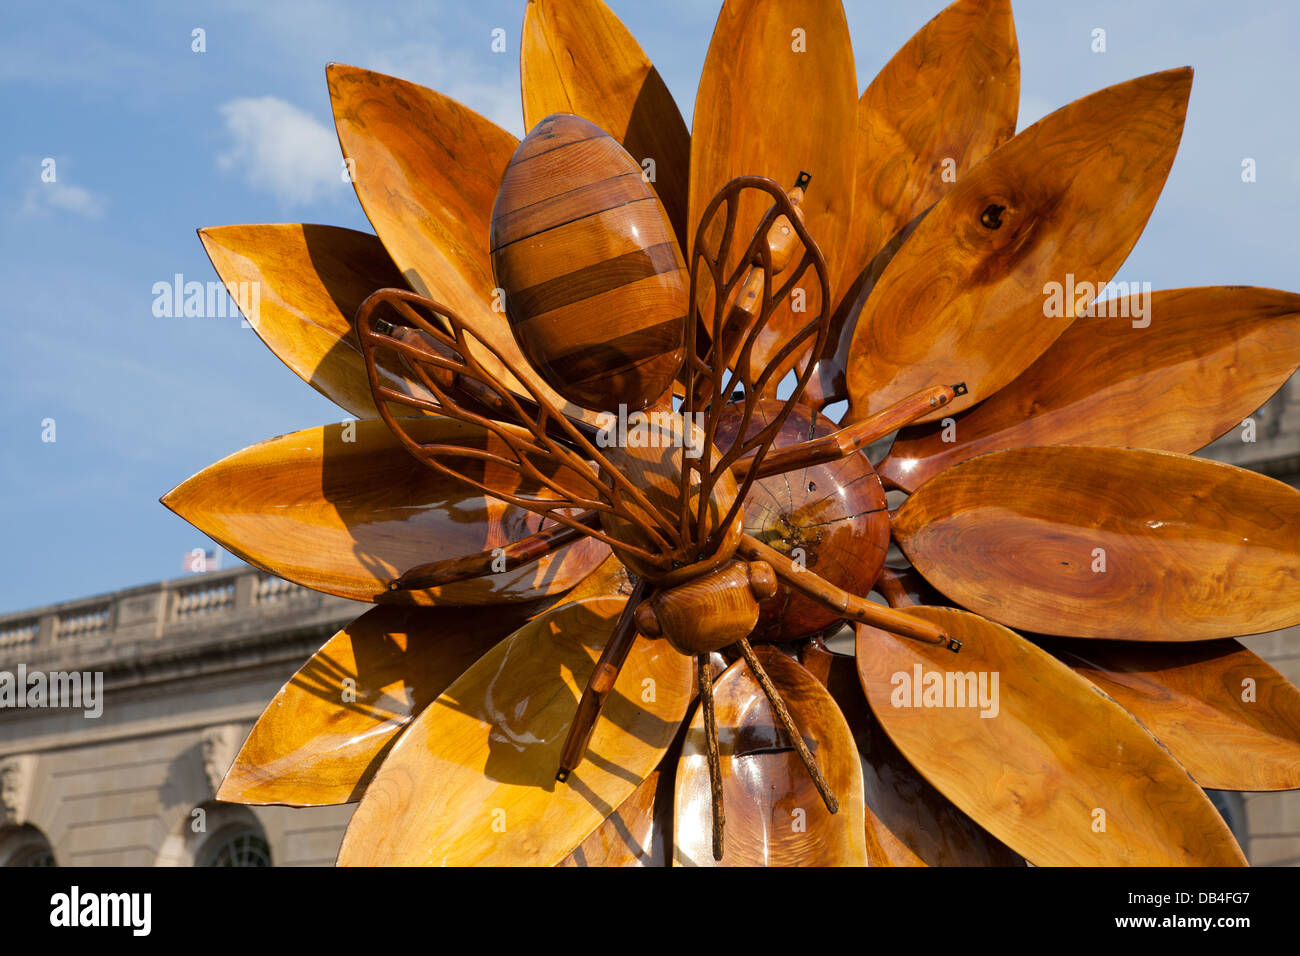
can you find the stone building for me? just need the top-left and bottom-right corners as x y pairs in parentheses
(1198, 379), (1300, 866)
(0, 567), (358, 866)
(1, 380), (1298, 867)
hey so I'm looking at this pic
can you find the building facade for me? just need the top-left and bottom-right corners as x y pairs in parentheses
(0, 567), (358, 866)
(1, 380), (1298, 866)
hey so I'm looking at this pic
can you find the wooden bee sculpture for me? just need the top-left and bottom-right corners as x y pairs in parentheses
(354, 113), (963, 859)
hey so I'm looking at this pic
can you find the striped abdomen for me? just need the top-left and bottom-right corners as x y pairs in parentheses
(490, 113), (687, 412)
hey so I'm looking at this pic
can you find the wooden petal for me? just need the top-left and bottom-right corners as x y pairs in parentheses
(336, 597), (693, 866)
(198, 224), (413, 419)
(218, 602), (543, 807)
(521, 0), (690, 250)
(821, 650), (1023, 866)
(557, 766), (673, 866)
(327, 64), (596, 424)
(161, 418), (607, 605)
(857, 607), (1247, 866)
(894, 445), (1300, 640)
(1042, 636), (1300, 791)
(674, 647), (867, 866)
(845, 69), (1192, 423)
(689, 0), (856, 293)
(838, 0), (1018, 311)
(880, 287), (1300, 493)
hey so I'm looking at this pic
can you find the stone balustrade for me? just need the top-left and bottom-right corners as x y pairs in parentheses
(0, 565), (363, 673)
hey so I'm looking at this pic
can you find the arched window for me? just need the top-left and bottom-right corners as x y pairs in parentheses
(197, 825), (272, 867)
(155, 800), (273, 867)
(0, 824), (56, 867)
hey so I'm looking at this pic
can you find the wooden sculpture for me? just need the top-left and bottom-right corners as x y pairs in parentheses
(168, 0), (1300, 868)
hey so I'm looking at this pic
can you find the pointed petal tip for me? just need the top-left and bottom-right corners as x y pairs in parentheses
(1144, 65), (1194, 101)
(215, 774), (252, 805)
(158, 486), (181, 514)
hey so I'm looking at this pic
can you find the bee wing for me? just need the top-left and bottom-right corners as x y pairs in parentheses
(355, 288), (682, 575)
(681, 176), (833, 549)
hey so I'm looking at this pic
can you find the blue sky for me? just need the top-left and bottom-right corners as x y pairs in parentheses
(1, 0), (1297, 614)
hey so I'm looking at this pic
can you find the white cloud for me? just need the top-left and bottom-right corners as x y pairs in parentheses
(20, 182), (107, 219)
(216, 96), (343, 205)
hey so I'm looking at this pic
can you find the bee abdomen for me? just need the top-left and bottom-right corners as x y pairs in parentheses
(490, 113), (687, 412)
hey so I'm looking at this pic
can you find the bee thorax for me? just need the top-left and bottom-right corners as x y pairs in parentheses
(635, 560), (775, 655)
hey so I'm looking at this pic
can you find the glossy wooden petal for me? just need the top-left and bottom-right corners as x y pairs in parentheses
(857, 607), (1247, 866)
(327, 64), (596, 424)
(337, 597), (693, 866)
(562, 551), (636, 604)
(218, 602), (543, 807)
(161, 418), (607, 605)
(521, 0), (690, 250)
(198, 224), (413, 419)
(894, 446), (1300, 640)
(820, 650), (1023, 866)
(689, 0), (856, 293)
(1042, 637), (1300, 791)
(674, 648), (867, 866)
(557, 766), (673, 866)
(881, 287), (1300, 493)
(845, 69), (1192, 423)
(837, 0), (1018, 311)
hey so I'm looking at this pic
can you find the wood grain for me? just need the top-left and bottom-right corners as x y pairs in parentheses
(599, 409), (739, 580)
(491, 113), (686, 411)
(162, 417), (607, 605)
(674, 648), (867, 866)
(715, 400), (889, 640)
(521, 0), (690, 250)
(557, 767), (673, 866)
(857, 606), (1247, 866)
(815, 648), (1023, 866)
(638, 561), (763, 655)
(845, 69), (1192, 423)
(880, 286), (1300, 493)
(218, 602), (543, 806)
(1042, 636), (1300, 791)
(198, 224), (408, 418)
(689, 0), (856, 375)
(894, 445), (1300, 640)
(327, 64), (599, 426)
(336, 597), (692, 866)
(822, 0), (1018, 400)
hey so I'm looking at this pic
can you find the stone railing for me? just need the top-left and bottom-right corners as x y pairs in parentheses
(0, 565), (361, 671)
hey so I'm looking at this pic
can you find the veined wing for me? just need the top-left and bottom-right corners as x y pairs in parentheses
(681, 176), (832, 552)
(355, 287), (682, 575)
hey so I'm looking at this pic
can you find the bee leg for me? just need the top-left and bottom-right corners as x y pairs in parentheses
(697, 653), (725, 862)
(556, 578), (649, 783)
(738, 533), (962, 652)
(735, 637), (839, 815)
(732, 381), (967, 481)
